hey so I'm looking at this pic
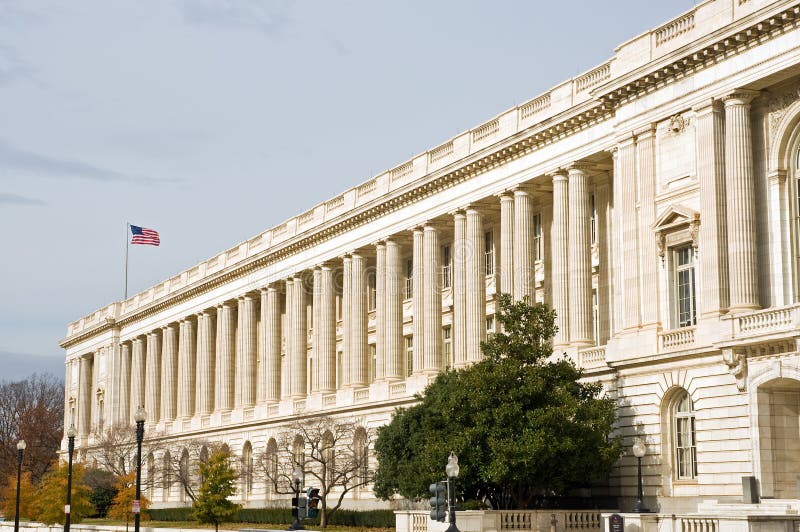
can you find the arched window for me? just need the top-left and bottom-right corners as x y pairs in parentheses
(292, 435), (305, 473)
(179, 449), (190, 502)
(199, 446), (209, 484)
(162, 451), (172, 502)
(242, 441), (253, 497)
(322, 430), (335, 486)
(265, 438), (278, 498)
(672, 390), (697, 480)
(146, 453), (155, 498)
(353, 427), (368, 482)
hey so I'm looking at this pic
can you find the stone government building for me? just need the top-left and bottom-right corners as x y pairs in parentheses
(61, 0), (800, 513)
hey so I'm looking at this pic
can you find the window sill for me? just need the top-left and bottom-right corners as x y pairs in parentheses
(672, 478), (698, 485)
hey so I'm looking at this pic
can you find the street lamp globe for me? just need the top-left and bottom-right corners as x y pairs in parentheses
(632, 438), (647, 458)
(16, 440), (26, 451)
(67, 425), (77, 439)
(292, 465), (303, 484)
(446, 451), (460, 478)
(134, 406), (147, 423)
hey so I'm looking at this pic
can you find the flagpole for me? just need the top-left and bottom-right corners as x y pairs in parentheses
(125, 222), (130, 300)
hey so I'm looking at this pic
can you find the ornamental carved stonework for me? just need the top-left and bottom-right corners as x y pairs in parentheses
(667, 114), (689, 134)
(722, 348), (747, 392)
(768, 84), (800, 137)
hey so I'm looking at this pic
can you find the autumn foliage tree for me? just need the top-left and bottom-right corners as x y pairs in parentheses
(0, 471), (35, 520)
(32, 461), (93, 524)
(192, 448), (240, 532)
(108, 472), (150, 524)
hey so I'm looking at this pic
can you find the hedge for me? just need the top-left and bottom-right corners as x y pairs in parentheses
(148, 507), (395, 528)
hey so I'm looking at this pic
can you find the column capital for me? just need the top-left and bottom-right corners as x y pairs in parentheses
(495, 190), (515, 200)
(692, 97), (722, 115)
(549, 170), (568, 182)
(614, 131), (636, 147)
(722, 89), (761, 106)
(565, 161), (594, 175)
(633, 123), (656, 139)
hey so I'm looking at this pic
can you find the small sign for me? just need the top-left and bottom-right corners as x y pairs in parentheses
(132, 500), (140, 514)
(609, 514), (624, 532)
(64, 505), (71, 515)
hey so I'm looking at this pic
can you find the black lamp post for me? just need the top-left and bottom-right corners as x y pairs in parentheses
(133, 406), (146, 532)
(14, 439), (26, 532)
(632, 438), (649, 513)
(65, 425), (76, 532)
(445, 451), (460, 532)
(289, 465), (304, 531)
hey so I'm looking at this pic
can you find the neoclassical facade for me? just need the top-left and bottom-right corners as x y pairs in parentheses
(61, 0), (800, 513)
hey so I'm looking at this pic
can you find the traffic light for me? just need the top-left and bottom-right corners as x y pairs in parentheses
(306, 488), (321, 519)
(298, 496), (308, 519)
(429, 482), (447, 522)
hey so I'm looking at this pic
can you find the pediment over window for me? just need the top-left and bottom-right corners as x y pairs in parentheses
(652, 204), (700, 233)
(652, 204), (700, 260)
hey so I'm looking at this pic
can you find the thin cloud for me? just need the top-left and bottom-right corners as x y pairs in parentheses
(0, 140), (180, 185)
(0, 44), (41, 87)
(175, 0), (289, 34)
(0, 192), (45, 206)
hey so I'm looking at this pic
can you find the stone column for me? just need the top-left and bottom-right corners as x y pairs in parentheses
(160, 324), (178, 421)
(610, 148), (623, 335)
(312, 268), (322, 393)
(215, 303), (235, 411)
(466, 206), (486, 362)
(196, 311), (216, 415)
(145, 332), (161, 422)
(617, 134), (641, 329)
(595, 181), (612, 345)
(238, 295), (257, 407)
(637, 126), (660, 326)
(341, 257), (352, 387)
(78, 354), (93, 436)
(513, 188), (533, 301)
(289, 275), (308, 398)
(452, 211), (467, 368)
(117, 342), (131, 425)
(694, 99), (730, 316)
(567, 164), (593, 346)
(177, 318), (196, 418)
(375, 243), (387, 381)
(261, 286), (282, 402)
(552, 171), (570, 347)
(385, 238), (404, 380)
(130, 337), (145, 418)
(724, 90), (761, 311)
(412, 228), (425, 374)
(318, 267), (337, 391)
(350, 254), (368, 386)
(499, 192), (515, 296)
(423, 224), (442, 372)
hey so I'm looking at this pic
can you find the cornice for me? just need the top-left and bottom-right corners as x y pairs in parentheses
(61, 2), (800, 350)
(594, 2), (800, 107)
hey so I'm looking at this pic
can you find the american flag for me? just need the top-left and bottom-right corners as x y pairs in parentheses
(130, 225), (160, 246)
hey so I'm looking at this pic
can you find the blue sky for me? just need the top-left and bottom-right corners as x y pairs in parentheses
(0, 0), (696, 380)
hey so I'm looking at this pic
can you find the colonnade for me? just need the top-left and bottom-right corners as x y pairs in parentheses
(66, 92), (769, 439)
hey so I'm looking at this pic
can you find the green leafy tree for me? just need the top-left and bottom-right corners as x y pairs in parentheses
(192, 448), (241, 532)
(108, 472), (150, 524)
(374, 294), (622, 509)
(84, 467), (117, 518)
(32, 461), (93, 524)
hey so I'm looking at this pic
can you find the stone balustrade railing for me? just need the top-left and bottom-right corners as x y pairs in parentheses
(659, 326), (696, 352)
(579, 346), (607, 369)
(733, 304), (800, 338)
(65, 0), (780, 339)
(396, 509), (609, 532)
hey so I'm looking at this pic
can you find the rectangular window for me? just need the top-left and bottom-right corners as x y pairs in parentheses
(442, 245), (452, 289)
(485, 231), (495, 275)
(367, 270), (377, 311)
(486, 315), (495, 334)
(336, 352), (342, 389)
(592, 289), (599, 345)
(443, 327), (452, 369)
(674, 246), (697, 328)
(405, 259), (413, 299)
(533, 213), (543, 261)
(369, 344), (376, 383)
(590, 193), (597, 245)
(405, 336), (413, 376)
